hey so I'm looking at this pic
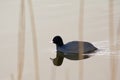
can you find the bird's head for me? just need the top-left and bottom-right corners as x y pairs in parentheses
(52, 36), (64, 47)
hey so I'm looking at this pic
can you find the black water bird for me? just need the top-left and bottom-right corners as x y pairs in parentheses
(51, 36), (98, 66)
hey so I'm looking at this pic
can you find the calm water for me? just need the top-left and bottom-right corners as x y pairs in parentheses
(0, 0), (120, 80)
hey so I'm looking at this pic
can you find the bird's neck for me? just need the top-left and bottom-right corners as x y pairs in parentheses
(56, 42), (64, 47)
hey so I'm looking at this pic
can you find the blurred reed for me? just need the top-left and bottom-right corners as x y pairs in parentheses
(17, 0), (40, 80)
(78, 0), (85, 80)
(28, 0), (40, 80)
(109, 0), (118, 80)
(17, 0), (25, 80)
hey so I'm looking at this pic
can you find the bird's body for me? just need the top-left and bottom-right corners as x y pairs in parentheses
(51, 36), (98, 66)
(57, 41), (97, 55)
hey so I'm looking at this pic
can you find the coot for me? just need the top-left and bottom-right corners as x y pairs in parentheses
(51, 36), (98, 66)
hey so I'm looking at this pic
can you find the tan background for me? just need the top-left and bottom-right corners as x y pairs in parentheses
(0, 0), (120, 80)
